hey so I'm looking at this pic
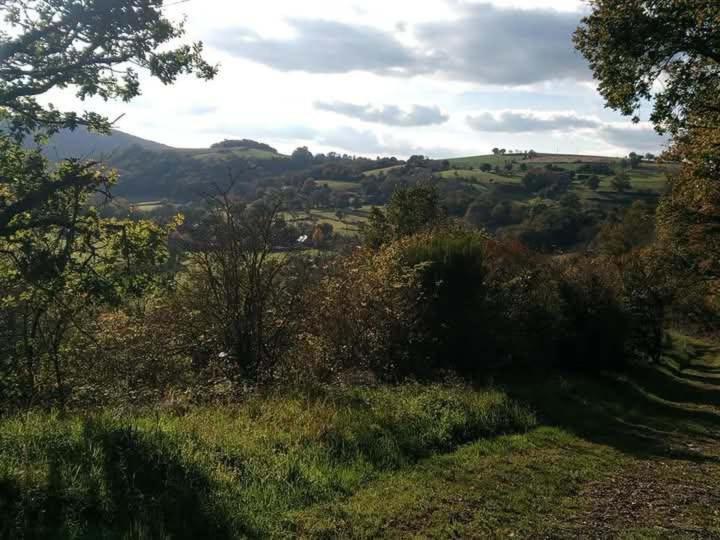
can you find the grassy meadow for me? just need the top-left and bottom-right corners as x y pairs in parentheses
(0, 385), (535, 538)
(282, 206), (372, 238)
(2, 336), (720, 538)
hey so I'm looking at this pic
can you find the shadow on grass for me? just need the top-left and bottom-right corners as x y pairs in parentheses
(0, 420), (238, 540)
(657, 361), (720, 386)
(626, 363), (720, 408)
(498, 341), (720, 465)
(501, 372), (720, 465)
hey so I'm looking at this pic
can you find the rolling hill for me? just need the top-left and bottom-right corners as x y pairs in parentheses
(30, 126), (674, 219)
(24, 126), (170, 160)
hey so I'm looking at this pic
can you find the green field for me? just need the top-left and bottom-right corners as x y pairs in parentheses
(362, 164), (403, 176)
(183, 147), (286, 162)
(317, 180), (362, 192)
(2, 336), (719, 537)
(438, 168), (521, 187)
(439, 153), (674, 210)
(447, 152), (531, 168)
(282, 207), (370, 237)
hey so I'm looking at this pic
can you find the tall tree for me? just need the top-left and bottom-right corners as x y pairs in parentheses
(0, 0), (216, 406)
(0, 0), (216, 235)
(362, 185), (444, 247)
(181, 192), (305, 382)
(0, 0), (216, 137)
(575, 1), (720, 282)
(574, 1), (720, 136)
(611, 172), (632, 193)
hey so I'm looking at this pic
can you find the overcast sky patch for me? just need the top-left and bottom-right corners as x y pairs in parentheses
(467, 111), (600, 132)
(212, 3), (590, 85)
(315, 101), (449, 126)
(414, 3), (591, 85)
(48, 0), (666, 157)
(214, 19), (417, 75)
(598, 125), (669, 153)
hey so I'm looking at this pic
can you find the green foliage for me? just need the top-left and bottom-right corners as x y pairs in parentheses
(521, 169), (572, 195)
(611, 173), (632, 193)
(386, 184), (444, 238)
(362, 184), (444, 247)
(177, 196), (305, 383)
(656, 139), (720, 281)
(594, 201), (655, 257)
(478, 246), (628, 371)
(0, 385), (534, 538)
(585, 174), (601, 190)
(299, 229), (645, 380)
(291, 239), (424, 381)
(616, 249), (676, 363)
(398, 229), (491, 375)
(574, 0), (720, 135)
(553, 261), (630, 370)
(210, 139), (278, 153)
(0, 0), (216, 137)
(575, 0), (719, 323)
(515, 202), (593, 252)
(291, 146), (314, 165)
(0, 142), (176, 407)
(0, 0), (214, 408)
(628, 152), (642, 169)
(577, 162), (614, 176)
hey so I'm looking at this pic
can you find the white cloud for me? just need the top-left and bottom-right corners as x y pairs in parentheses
(598, 123), (669, 153)
(467, 111), (600, 132)
(211, 4), (590, 85)
(31, 0), (666, 158)
(315, 101), (449, 126)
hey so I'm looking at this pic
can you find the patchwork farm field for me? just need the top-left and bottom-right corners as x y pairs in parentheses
(282, 206), (372, 238)
(440, 153), (674, 209)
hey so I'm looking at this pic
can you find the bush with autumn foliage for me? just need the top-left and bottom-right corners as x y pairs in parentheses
(284, 225), (651, 384)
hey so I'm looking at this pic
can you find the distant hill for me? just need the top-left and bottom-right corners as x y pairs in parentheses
(106, 139), (398, 202)
(107, 140), (293, 201)
(209, 139), (279, 154)
(24, 126), (170, 160)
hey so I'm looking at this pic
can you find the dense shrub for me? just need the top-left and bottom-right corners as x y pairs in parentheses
(613, 248), (678, 362)
(288, 235), (435, 382)
(398, 229), (493, 375)
(577, 162), (614, 176)
(553, 258), (630, 370)
(2, 230), (671, 411)
(522, 169), (573, 195)
(293, 229), (643, 381)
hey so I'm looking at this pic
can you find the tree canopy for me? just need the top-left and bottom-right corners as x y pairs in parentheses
(575, 0), (720, 283)
(0, 0), (217, 137)
(574, 1), (720, 136)
(0, 0), (217, 406)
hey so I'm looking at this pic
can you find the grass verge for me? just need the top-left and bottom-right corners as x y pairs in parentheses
(0, 384), (535, 539)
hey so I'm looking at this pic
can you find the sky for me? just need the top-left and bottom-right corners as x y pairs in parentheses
(47, 0), (668, 158)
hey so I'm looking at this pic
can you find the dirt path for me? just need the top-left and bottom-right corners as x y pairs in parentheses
(556, 343), (720, 538)
(292, 338), (720, 539)
(563, 456), (720, 538)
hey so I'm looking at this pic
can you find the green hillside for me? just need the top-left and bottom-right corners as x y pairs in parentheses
(107, 140), (291, 201)
(107, 141), (397, 202)
(437, 152), (674, 224)
(109, 148), (677, 254)
(25, 126), (170, 160)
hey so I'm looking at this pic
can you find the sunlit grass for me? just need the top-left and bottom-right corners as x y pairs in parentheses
(0, 384), (534, 538)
